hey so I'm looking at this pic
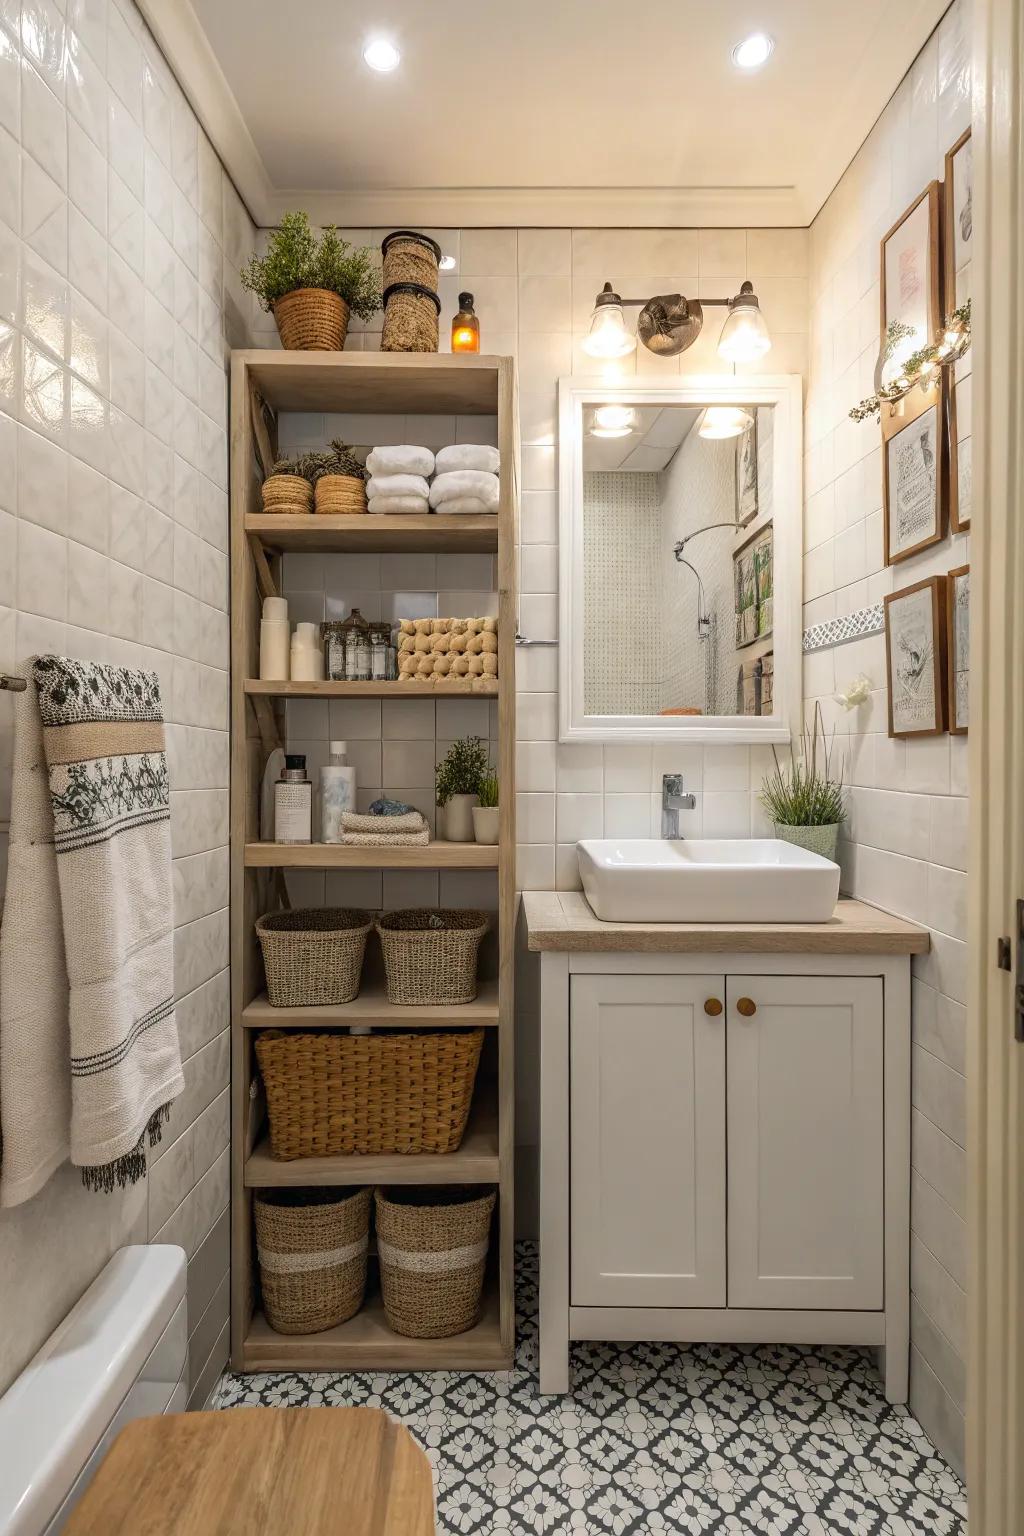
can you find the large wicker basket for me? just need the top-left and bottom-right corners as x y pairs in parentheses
(273, 287), (350, 351)
(255, 1186), (370, 1334)
(376, 909), (488, 1005)
(254, 1028), (484, 1160)
(261, 473), (313, 515)
(256, 908), (372, 1007)
(375, 1185), (496, 1338)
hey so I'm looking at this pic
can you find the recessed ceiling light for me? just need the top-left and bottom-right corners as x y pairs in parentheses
(363, 38), (400, 72)
(732, 32), (773, 70)
(439, 254), (457, 271)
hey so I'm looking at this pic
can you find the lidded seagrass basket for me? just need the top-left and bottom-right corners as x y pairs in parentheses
(255, 1186), (371, 1334)
(375, 1185), (496, 1338)
(381, 230), (442, 292)
(381, 283), (441, 353)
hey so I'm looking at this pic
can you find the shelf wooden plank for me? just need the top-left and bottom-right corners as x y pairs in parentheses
(245, 678), (499, 699)
(242, 1277), (508, 1371)
(245, 513), (499, 554)
(245, 1098), (499, 1188)
(242, 977), (500, 1029)
(244, 841), (501, 869)
(240, 350), (502, 414)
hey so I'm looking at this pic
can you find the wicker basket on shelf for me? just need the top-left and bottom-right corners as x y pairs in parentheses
(380, 283), (441, 353)
(255, 908), (372, 1007)
(376, 909), (488, 1005)
(273, 287), (350, 351)
(255, 1186), (371, 1334)
(254, 1028), (485, 1160)
(381, 230), (441, 292)
(375, 1185), (496, 1338)
(314, 474), (368, 515)
(261, 473), (313, 515)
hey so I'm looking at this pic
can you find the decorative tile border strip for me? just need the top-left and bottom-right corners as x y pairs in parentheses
(802, 603), (884, 654)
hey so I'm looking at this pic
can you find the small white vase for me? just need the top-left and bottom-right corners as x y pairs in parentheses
(442, 793), (478, 842)
(472, 805), (499, 845)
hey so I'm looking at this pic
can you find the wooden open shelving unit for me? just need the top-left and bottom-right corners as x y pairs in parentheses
(229, 350), (517, 1372)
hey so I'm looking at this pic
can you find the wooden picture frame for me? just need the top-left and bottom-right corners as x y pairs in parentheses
(944, 128), (973, 532)
(947, 563), (970, 734)
(733, 519), (773, 649)
(884, 576), (948, 738)
(735, 414), (758, 526)
(883, 402), (946, 564)
(879, 182), (944, 445)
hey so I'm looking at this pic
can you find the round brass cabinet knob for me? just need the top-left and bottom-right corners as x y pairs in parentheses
(704, 998), (723, 1017)
(736, 997), (757, 1017)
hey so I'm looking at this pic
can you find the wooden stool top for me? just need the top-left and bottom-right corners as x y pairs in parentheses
(63, 1407), (435, 1535)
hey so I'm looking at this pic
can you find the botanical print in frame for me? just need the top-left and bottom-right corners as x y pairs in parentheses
(884, 576), (948, 738)
(880, 182), (943, 442)
(948, 564), (970, 734)
(884, 403), (944, 564)
(735, 416), (758, 526)
(734, 546), (757, 646)
(945, 130), (973, 531)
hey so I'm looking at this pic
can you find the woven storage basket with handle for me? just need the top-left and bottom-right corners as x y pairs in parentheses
(254, 1028), (484, 1159)
(255, 1186), (371, 1334)
(376, 909), (488, 1005)
(273, 288), (350, 350)
(256, 908), (372, 1007)
(375, 1185), (496, 1338)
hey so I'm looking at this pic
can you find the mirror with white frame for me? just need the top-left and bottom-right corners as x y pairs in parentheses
(558, 377), (802, 743)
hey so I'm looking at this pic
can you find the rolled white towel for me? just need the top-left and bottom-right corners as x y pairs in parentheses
(370, 494), (431, 515)
(439, 496), (498, 516)
(435, 443), (500, 475)
(429, 470), (500, 510)
(366, 445), (435, 477)
(367, 473), (430, 501)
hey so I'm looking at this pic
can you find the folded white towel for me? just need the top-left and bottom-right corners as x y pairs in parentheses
(370, 494), (431, 515)
(439, 496), (498, 516)
(429, 470), (500, 510)
(435, 444), (500, 475)
(367, 474), (431, 501)
(366, 445), (435, 477)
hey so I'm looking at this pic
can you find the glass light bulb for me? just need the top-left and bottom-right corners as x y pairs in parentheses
(591, 405), (636, 435)
(696, 405), (754, 440)
(363, 38), (400, 71)
(717, 301), (772, 364)
(582, 301), (637, 359)
(732, 33), (774, 69)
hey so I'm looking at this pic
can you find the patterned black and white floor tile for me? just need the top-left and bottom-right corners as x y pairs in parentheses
(215, 1244), (966, 1535)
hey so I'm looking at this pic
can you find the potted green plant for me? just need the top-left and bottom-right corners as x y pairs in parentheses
(241, 212), (382, 352)
(758, 702), (845, 861)
(472, 770), (499, 845)
(435, 736), (489, 843)
(261, 453), (315, 514)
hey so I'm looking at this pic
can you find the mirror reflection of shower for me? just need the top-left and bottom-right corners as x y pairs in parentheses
(673, 548), (718, 716)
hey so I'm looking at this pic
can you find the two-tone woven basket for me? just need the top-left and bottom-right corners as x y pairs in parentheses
(255, 1186), (371, 1334)
(376, 909), (488, 1005)
(375, 1185), (496, 1338)
(254, 1028), (485, 1159)
(255, 908), (372, 1008)
(273, 288), (350, 351)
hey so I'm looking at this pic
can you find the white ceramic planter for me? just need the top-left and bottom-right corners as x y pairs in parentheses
(472, 805), (500, 845)
(773, 822), (841, 861)
(442, 793), (478, 842)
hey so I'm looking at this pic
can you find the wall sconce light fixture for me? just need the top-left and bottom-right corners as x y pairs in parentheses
(588, 404), (638, 438)
(696, 405), (755, 440)
(582, 280), (772, 363)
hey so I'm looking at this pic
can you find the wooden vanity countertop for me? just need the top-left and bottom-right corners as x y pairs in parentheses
(521, 892), (930, 955)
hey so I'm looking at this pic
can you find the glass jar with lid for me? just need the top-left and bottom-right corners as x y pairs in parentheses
(370, 623), (391, 680)
(341, 607), (372, 681)
(321, 621), (348, 681)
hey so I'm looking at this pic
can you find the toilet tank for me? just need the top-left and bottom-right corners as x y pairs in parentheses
(0, 1245), (187, 1536)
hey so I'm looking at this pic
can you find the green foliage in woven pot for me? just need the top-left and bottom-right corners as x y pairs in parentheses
(759, 702), (844, 863)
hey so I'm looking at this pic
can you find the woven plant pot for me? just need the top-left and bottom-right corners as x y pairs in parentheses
(381, 230), (441, 292)
(261, 474), (314, 515)
(376, 909), (488, 1006)
(255, 1186), (370, 1334)
(381, 283), (441, 353)
(773, 822), (840, 861)
(273, 288), (350, 351)
(314, 474), (368, 516)
(375, 1185), (496, 1338)
(254, 1028), (484, 1160)
(256, 908), (372, 1007)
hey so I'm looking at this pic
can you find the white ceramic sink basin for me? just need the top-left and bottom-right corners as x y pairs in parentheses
(577, 838), (841, 923)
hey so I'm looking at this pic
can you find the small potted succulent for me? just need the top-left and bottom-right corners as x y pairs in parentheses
(435, 735), (489, 843)
(759, 702), (845, 861)
(472, 769), (499, 845)
(241, 212), (382, 351)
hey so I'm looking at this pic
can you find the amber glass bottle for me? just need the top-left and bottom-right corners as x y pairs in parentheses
(451, 292), (480, 353)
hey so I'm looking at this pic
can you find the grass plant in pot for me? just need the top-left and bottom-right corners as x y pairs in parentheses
(759, 702), (845, 861)
(436, 736), (488, 843)
(472, 770), (499, 845)
(241, 212), (382, 351)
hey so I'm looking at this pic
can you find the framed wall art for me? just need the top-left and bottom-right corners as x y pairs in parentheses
(883, 401), (945, 563)
(947, 563), (969, 734)
(880, 182), (943, 443)
(735, 415), (758, 525)
(884, 575), (948, 738)
(733, 521), (773, 648)
(945, 128), (973, 532)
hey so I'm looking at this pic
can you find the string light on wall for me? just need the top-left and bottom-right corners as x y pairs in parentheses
(849, 300), (971, 423)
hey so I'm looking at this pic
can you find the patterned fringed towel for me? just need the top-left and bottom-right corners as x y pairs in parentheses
(0, 657), (183, 1204)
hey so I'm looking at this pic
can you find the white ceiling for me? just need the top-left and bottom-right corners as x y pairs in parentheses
(142, 0), (949, 227)
(583, 408), (701, 472)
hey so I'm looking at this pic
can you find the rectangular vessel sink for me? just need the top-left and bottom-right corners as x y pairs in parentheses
(577, 839), (841, 924)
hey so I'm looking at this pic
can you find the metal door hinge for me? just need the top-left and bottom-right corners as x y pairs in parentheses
(1016, 900), (1024, 1043)
(997, 936), (1011, 970)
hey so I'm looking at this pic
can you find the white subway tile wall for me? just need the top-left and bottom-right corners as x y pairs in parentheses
(0, 0), (249, 1408)
(803, 0), (971, 1473)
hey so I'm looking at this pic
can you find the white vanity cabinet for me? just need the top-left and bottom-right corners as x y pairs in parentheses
(524, 893), (930, 1404)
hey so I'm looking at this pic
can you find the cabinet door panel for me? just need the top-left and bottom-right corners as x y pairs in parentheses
(570, 974), (726, 1308)
(727, 975), (884, 1310)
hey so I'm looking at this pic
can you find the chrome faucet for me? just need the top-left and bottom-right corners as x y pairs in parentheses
(661, 773), (697, 839)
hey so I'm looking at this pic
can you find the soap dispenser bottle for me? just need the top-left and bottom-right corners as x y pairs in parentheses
(275, 754), (312, 844)
(320, 740), (356, 843)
